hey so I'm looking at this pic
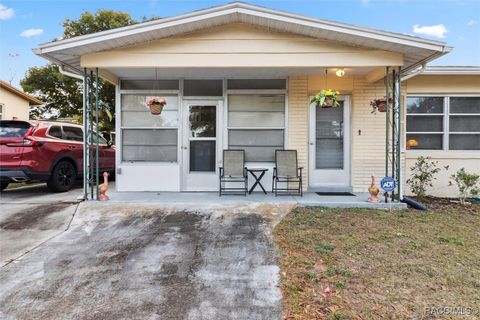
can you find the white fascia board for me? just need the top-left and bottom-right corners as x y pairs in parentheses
(36, 8), (240, 54)
(36, 2), (240, 50)
(422, 66), (480, 75)
(236, 6), (451, 52)
(35, 2), (451, 56)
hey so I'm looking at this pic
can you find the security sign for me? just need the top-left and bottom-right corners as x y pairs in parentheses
(380, 177), (397, 192)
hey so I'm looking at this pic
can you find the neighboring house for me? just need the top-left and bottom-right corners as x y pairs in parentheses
(0, 80), (42, 120)
(404, 67), (480, 197)
(33, 2), (479, 196)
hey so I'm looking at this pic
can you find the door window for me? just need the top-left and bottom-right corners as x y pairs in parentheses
(188, 105), (216, 172)
(315, 101), (344, 169)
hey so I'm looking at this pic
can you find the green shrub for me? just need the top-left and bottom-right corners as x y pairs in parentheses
(449, 168), (480, 205)
(406, 156), (441, 199)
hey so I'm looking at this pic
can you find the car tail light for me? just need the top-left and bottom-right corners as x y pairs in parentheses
(23, 136), (45, 147)
(6, 136), (44, 147)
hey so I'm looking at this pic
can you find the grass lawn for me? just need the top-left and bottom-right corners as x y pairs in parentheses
(274, 200), (480, 319)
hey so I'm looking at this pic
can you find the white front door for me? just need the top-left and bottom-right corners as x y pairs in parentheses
(182, 100), (222, 191)
(309, 96), (351, 190)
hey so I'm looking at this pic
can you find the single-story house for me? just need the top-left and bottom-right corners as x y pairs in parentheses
(33, 2), (479, 197)
(0, 80), (42, 121)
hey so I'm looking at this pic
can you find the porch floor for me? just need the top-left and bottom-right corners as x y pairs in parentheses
(104, 183), (406, 210)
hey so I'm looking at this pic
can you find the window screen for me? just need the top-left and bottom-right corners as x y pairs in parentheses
(227, 79), (286, 90)
(122, 129), (177, 162)
(120, 80), (178, 90)
(228, 94), (285, 161)
(121, 94), (179, 162)
(183, 80), (223, 96)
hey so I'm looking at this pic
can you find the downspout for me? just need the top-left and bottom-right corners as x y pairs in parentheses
(58, 64), (84, 81)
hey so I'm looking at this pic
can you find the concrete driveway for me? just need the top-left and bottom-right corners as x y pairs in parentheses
(0, 183), (82, 266)
(0, 201), (291, 320)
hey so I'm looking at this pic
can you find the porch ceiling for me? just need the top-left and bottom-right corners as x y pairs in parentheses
(34, 2), (451, 78)
(109, 67), (377, 79)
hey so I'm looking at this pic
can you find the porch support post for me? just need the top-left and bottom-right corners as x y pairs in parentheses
(82, 68), (88, 200)
(391, 68), (396, 201)
(384, 66), (389, 202)
(89, 71), (94, 199)
(95, 68), (100, 200)
(396, 66), (402, 199)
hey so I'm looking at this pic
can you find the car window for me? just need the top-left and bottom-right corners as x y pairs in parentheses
(48, 125), (63, 139)
(0, 121), (31, 138)
(63, 126), (83, 142)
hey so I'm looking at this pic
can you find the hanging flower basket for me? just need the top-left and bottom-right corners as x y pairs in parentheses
(370, 96), (392, 114)
(146, 97), (167, 115)
(310, 89), (340, 108)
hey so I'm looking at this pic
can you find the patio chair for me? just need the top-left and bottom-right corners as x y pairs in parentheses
(272, 150), (303, 196)
(219, 149), (248, 196)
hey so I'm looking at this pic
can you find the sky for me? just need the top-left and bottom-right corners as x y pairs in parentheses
(1, 0), (479, 88)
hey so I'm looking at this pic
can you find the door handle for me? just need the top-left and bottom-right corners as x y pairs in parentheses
(309, 142), (314, 146)
(68, 146), (76, 149)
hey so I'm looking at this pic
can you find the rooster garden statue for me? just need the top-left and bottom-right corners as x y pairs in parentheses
(367, 175), (380, 203)
(98, 172), (110, 201)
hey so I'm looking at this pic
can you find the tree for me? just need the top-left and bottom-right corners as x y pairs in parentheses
(21, 10), (139, 130)
(62, 10), (136, 38)
(21, 64), (83, 119)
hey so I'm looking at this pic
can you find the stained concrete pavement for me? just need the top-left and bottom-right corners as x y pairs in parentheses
(0, 201), (291, 319)
(0, 183), (81, 266)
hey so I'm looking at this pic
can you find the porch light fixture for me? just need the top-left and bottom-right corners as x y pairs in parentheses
(336, 68), (345, 77)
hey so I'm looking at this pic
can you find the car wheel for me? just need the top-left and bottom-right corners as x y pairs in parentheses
(47, 160), (76, 192)
(0, 181), (9, 191)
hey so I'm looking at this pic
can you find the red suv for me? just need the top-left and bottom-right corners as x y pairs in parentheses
(0, 120), (115, 192)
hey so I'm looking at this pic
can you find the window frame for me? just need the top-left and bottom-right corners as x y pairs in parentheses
(119, 90), (181, 163)
(406, 94), (480, 152)
(225, 90), (288, 163)
(0, 103), (4, 120)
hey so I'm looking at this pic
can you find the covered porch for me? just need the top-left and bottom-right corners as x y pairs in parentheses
(33, 2), (451, 202)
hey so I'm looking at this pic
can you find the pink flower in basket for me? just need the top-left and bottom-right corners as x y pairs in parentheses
(146, 97), (167, 106)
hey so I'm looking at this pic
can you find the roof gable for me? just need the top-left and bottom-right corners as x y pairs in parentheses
(115, 23), (386, 54)
(35, 2), (452, 75)
(0, 81), (43, 106)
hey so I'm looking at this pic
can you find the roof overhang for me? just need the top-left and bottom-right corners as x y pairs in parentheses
(421, 66), (480, 75)
(34, 2), (452, 78)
